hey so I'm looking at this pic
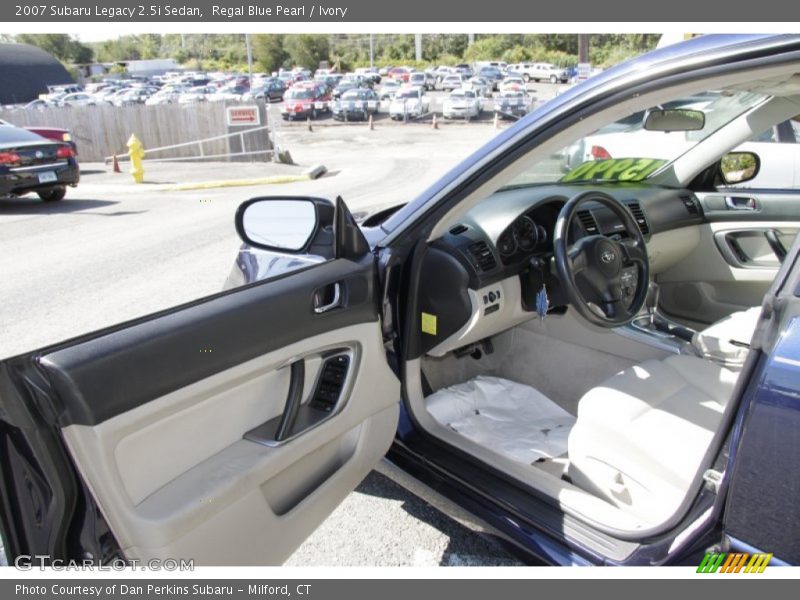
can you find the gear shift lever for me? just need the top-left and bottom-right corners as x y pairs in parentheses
(645, 281), (660, 326)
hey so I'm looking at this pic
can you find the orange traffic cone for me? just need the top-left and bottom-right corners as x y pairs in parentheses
(112, 154), (121, 173)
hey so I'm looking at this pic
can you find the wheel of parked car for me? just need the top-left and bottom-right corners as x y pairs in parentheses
(523, 74), (530, 83)
(550, 75), (558, 84)
(38, 186), (66, 202)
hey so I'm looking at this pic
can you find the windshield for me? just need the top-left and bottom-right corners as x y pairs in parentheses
(396, 90), (420, 99)
(285, 89), (313, 99)
(509, 90), (769, 186)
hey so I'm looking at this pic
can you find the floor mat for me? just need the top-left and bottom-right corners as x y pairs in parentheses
(425, 376), (576, 465)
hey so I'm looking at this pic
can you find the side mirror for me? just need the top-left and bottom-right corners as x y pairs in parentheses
(236, 198), (323, 253)
(234, 196), (369, 260)
(720, 151), (760, 185)
(643, 108), (705, 132)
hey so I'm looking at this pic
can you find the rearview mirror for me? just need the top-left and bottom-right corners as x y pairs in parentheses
(643, 108), (705, 132)
(235, 197), (323, 252)
(720, 151), (760, 185)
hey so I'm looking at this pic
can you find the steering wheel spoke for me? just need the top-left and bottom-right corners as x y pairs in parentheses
(620, 238), (647, 266)
(567, 243), (588, 273)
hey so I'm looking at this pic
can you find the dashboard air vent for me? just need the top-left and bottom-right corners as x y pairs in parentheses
(626, 201), (650, 235)
(681, 195), (700, 215)
(449, 224), (469, 235)
(576, 209), (599, 234)
(466, 241), (497, 272)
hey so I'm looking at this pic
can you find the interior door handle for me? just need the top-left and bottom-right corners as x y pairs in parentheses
(725, 196), (757, 211)
(274, 360), (305, 442)
(313, 282), (341, 314)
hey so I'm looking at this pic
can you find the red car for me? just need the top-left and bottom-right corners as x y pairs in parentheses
(280, 83), (331, 120)
(388, 67), (411, 82)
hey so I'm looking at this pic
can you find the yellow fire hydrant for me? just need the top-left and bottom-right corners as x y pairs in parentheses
(126, 134), (145, 184)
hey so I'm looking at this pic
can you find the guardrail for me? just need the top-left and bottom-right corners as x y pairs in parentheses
(105, 124), (274, 163)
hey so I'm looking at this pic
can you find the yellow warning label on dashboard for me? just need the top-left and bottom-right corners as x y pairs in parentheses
(421, 312), (438, 336)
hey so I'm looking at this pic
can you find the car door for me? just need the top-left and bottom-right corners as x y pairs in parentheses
(656, 120), (800, 326)
(719, 232), (800, 566)
(0, 197), (400, 566)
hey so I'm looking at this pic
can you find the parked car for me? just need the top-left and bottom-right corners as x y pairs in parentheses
(463, 76), (492, 98)
(111, 87), (157, 106)
(524, 62), (571, 83)
(476, 66), (503, 90)
(208, 85), (249, 102)
(408, 71), (433, 91)
(388, 87), (430, 120)
(442, 88), (482, 120)
(244, 81), (285, 103)
(331, 88), (380, 121)
(18, 99), (52, 111)
(439, 74), (464, 92)
(57, 93), (100, 107)
(3, 36), (800, 569)
(378, 79), (402, 100)
(280, 83), (330, 120)
(0, 125), (79, 201)
(499, 75), (526, 93)
(177, 85), (217, 104)
(493, 90), (530, 119)
(387, 67), (412, 83)
(332, 80), (361, 100)
(0, 119), (76, 154)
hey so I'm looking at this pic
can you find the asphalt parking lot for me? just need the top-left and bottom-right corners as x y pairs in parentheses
(0, 118), (546, 566)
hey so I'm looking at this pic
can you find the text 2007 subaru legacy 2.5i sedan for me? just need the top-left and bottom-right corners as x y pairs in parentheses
(2, 35), (800, 566)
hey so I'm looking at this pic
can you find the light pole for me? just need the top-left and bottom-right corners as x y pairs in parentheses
(245, 33), (253, 89)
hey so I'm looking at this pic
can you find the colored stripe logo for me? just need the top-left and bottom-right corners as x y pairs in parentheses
(697, 552), (773, 573)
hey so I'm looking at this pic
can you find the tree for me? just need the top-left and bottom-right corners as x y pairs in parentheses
(15, 34), (93, 63)
(284, 34), (330, 70)
(252, 34), (287, 73)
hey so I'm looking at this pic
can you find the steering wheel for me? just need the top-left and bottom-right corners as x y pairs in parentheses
(553, 191), (650, 327)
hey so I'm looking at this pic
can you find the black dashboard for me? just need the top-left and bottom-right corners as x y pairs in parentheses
(431, 183), (703, 289)
(416, 183), (704, 355)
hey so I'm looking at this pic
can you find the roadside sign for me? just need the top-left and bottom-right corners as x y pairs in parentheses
(226, 105), (261, 126)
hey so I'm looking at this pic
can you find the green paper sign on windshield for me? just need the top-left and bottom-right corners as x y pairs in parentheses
(561, 158), (668, 183)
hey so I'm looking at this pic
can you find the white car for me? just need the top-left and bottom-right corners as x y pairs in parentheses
(442, 88), (482, 120)
(440, 74), (464, 92)
(144, 87), (187, 106)
(178, 85), (217, 104)
(58, 93), (99, 107)
(389, 88), (429, 120)
(463, 77), (492, 98)
(494, 90), (530, 118)
(499, 76), (526, 93)
(408, 72), (431, 91)
(379, 79), (401, 100)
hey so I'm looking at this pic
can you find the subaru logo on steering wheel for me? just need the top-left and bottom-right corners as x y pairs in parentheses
(601, 250), (616, 264)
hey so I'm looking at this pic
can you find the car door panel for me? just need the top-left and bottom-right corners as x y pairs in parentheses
(657, 190), (800, 325)
(1, 256), (400, 565)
